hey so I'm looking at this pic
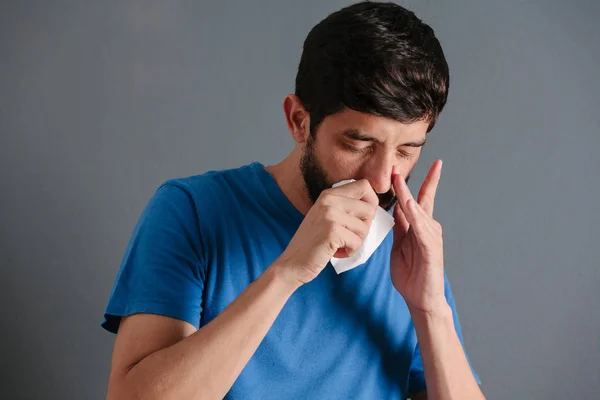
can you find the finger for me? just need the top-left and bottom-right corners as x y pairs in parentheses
(398, 181), (439, 238)
(417, 160), (443, 217)
(327, 179), (379, 208)
(334, 222), (364, 258)
(390, 166), (409, 239)
(393, 173), (415, 219)
(393, 202), (409, 236)
(321, 195), (376, 222)
(394, 175), (433, 247)
(330, 207), (371, 241)
(403, 198), (432, 247)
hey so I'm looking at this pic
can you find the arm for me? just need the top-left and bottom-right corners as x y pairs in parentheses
(408, 304), (483, 400)
(106, 180), (378, 400)
(391, 162), (484, 399)
(107, 262), (300, 400)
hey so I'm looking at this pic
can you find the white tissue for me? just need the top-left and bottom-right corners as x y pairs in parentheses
(329, 179), (395, 274)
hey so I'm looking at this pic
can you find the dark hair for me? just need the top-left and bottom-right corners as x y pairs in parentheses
(295, 1), (449, 135)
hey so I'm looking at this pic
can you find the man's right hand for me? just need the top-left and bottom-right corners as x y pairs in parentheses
(276, 179), (379, 285)
(107, 180), (379, 400)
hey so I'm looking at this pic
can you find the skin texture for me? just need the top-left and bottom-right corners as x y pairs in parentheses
(105, 93), (485, 400)
(269, 94), (485, 399)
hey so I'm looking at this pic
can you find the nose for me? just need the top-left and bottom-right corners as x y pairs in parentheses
(362, 153), (395, 194)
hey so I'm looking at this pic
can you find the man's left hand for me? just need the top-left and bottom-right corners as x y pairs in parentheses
(390, 160), (448, 314)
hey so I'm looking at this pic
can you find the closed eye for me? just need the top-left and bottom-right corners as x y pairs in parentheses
(398, 150), (414, 160)
(345, 143), (414, 160)
(344, 143), (371, 154)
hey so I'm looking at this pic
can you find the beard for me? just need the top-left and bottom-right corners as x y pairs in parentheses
(299, 135), (409, 212)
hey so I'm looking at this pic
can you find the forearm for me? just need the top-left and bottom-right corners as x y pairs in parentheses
(110, 262), (300, 400)
(409, 304), (484, 400)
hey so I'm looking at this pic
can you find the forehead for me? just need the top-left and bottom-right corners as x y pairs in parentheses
(317, 107), (429, 144)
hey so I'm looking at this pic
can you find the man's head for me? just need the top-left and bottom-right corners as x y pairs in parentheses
(284, 1), (449, 210)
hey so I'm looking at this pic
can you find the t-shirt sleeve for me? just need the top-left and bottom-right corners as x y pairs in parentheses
(407, 273), (482, 395)
(101, 181), (206, 334)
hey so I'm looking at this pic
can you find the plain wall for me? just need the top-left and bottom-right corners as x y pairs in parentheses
(1, 1), (598, 399)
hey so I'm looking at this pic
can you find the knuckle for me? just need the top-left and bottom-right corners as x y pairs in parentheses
(360, 179), (375, 196)
(325, 218), (338, 234)
(362, 207), (375, 223)
(356, 224), (368, 240)
(369, 205), (377, 219)
(361, 224), (370, 239)
(322, 205), (337, 221)
(334, 234), (345, 249)
(327, 239), (339, 254)
(319, 191), (333, 206)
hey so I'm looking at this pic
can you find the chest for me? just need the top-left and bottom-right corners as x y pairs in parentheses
(199, 210), (418, 397)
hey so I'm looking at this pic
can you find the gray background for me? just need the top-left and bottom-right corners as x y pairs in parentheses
(1, 0), (598, 399)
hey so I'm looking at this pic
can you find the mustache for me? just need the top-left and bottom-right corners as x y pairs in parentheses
(377, 174), (410, 210)
(377, 191), (396, 206)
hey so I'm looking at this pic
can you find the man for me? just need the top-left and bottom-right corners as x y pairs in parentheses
(102, 2), (484, 399)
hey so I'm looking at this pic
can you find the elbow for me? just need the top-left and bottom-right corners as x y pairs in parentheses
(105, 371), (147, 400)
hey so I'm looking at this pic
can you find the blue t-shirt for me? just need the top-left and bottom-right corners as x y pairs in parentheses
(102, 161), (480, 399)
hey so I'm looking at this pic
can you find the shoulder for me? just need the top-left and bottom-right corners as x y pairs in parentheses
(160, 162), (261, 203)
(145, 162), (264, 239)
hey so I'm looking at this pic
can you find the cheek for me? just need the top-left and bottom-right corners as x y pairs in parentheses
(327, 150), (367, 179)
(394, 160), (417, 176)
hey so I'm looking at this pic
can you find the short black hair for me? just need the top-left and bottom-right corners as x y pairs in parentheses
(295, 1), (449, 135)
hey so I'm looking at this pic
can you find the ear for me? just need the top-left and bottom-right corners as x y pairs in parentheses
(282, 94), (310, 144)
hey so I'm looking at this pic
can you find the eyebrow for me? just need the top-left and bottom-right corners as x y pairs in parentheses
(341, 129), (427, 147)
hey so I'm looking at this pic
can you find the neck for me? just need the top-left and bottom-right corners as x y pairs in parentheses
(264, 148), (313, 215)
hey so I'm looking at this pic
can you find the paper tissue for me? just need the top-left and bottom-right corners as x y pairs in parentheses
(329, 179), (395, 274)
